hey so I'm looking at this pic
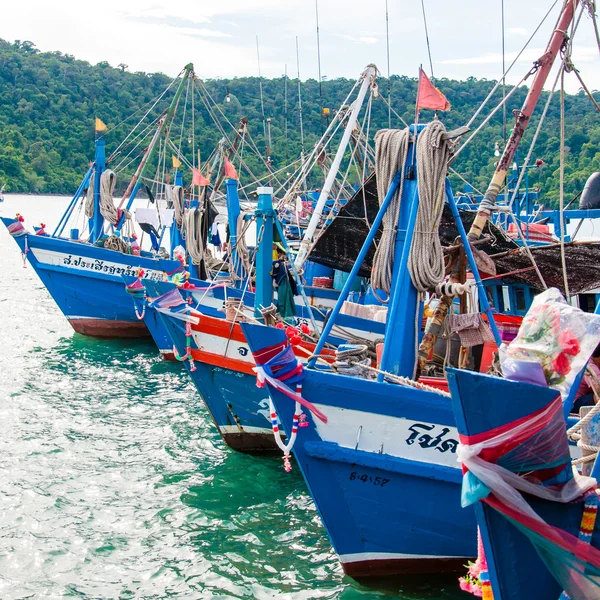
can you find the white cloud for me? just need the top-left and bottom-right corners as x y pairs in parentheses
(175, 28), (233, 39)
(333, 33), (378, 45)
(0, 0), (599, 91)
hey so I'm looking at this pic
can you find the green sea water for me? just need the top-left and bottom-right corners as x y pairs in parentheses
(0, 196), (466, 599)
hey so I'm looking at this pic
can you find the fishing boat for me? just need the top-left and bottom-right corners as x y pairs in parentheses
(0, 66), (199, 338)
(143, 181), (385, 453)
(448, 288), (600, 599)
(237, 0), (600, 579)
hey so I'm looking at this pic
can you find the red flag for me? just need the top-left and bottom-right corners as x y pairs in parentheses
(192, 168), (210, 186)
(416, 67), (450, 112)
(224, 157), (238, 180)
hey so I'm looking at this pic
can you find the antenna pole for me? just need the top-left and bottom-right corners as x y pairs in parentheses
(284, 64), (289, 164)
(256, 36), (271, 172)
(420, 0), (434, 79)
(296, 37), (306, 162)
(315, 0), (324, 135)
(386, 0), (392, 128)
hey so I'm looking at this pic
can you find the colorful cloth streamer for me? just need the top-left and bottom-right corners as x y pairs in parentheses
(253, 343), (328, 424)
(458, 394), (600, 599)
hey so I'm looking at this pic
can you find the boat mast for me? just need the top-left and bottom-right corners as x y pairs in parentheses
(296, 37), (306, 163)
(294, 65), (377, 270)
(469, 0), (578, 240)
(116, 63), (194, 222)
(418, 0), (578, 367)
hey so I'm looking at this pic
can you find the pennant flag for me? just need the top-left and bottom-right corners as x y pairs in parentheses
(416, 67), (451, 112)
(95, 117), (108, 132)
(172, 155), (182, 169)
(192, 168), (210, 186)
(224, 157), (238, 180)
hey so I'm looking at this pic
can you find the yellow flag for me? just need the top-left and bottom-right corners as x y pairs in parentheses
(95, 117), (107, 132)
(172, 155), (181, 169)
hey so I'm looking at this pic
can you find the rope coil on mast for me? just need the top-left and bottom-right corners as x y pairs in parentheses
(85, 173), (95, 218)
(371, 128), (410, 297)
(408, 120), (449, 292)
(99, 170), (120, 226)
(183, 206), (204, 266)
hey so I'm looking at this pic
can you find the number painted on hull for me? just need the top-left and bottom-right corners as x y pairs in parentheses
(349, 472), (390, 487)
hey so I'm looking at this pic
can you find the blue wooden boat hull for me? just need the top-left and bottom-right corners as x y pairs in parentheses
(158, 306), (277, 453)
(2, 217), (181, 338)
(449, 368), (600, 600)
(241, 322), (477, 577)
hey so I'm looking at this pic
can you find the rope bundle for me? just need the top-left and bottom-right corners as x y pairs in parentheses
(99, 170), (120, 225)
(167, 185), (185, 228)
(85, 173), (95, 218)
(183, 206), (204, 266)
(408, 120), (450, 292)
(371, 128), (410, 296)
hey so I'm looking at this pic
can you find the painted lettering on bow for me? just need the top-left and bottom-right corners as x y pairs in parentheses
(405, 423), (458, 454)
(61, 254), (164, 281)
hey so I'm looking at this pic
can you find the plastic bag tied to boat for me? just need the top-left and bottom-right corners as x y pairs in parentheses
(500, 287), (600, 398)
(458, 394), (600, 598)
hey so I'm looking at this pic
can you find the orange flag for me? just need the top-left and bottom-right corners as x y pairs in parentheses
(192, 168), (210, 186)
(416, 67), (450, 112)
(224, 157), (238, 180)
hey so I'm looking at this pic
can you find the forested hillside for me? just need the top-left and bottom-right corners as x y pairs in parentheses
(0, 38), (599, 205)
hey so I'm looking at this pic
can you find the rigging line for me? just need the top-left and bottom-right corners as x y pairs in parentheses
(192, 79), (283, 188)
(560, 66), (570, 299)
(508, 61), (561, 210)
(466, 0), (560, 128)
(315, 0), (325, 135)
(589, 0), (600, 54)
(175, 77), (191, 170)
(106, 71), (181, 160)
(448, 167), (484, 196)
(296, 37), (306, 160)
(109, 115), (162, 168)
(380, 95), (410, 128)
(420, 0), (434, 79)
(256, 36), (268, 148)
(277, 78), (361, 206)
(111, 122), (159, 173)
(385, 0), (391, 128)
(451, 71), (529, 162)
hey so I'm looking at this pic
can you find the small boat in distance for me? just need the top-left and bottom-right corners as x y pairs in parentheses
(0, 183), (5, 202)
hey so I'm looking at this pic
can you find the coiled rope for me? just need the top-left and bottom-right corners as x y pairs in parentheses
(99, 170), (120, 225)
(183, 206), (204, 266)
(230, 214), (252, 281)
(408, 120), (449, 292)
(85, 173), (95, 218)
(168, 185), (185, 228)
(371, 128), (410, 297)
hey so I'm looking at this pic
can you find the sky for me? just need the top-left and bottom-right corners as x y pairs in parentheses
(1, 0), (599, 93)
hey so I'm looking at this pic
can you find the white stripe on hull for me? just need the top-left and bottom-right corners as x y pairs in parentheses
(312, 404), (460, 469)
(218, 425), (272, 435)
(339, 551), (471, 563)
